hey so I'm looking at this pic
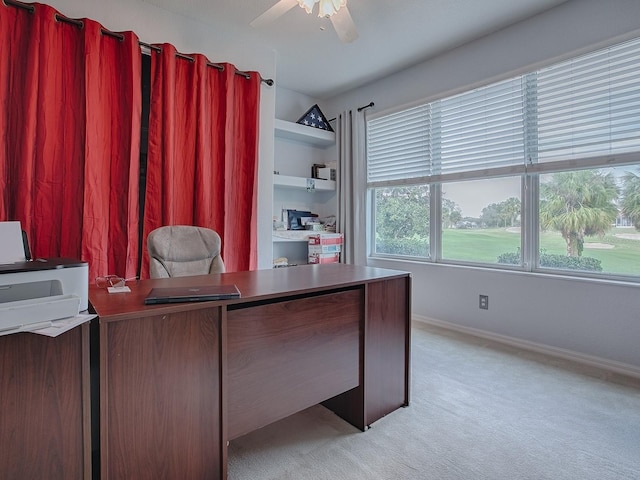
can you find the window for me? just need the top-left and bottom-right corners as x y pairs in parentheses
(373, 185), (430, 258)
(441, 177), (521, 265)
(538, 165), (640, 277)
(367, 36), (640, 281)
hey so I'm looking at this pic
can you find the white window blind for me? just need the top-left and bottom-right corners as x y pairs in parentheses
(367, 104), (430, 184)
(433, 77), (525, 176)
(367, 78), (525, 185)
(368, 36), (640, 186)
(534, 37), (640, 162)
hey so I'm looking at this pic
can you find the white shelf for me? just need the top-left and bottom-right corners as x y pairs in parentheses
(273, 174), (336, 191)
(272, 231), (336, 243)
(272, 233), (310, 243)
(274, 119), (335, 147)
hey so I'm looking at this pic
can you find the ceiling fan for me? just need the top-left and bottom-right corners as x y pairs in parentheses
(251, 0), (359, 44)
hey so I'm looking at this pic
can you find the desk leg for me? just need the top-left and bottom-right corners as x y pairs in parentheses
(324, 277), (411, 429)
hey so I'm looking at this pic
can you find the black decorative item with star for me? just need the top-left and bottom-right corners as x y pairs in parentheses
(295, 104), (334, 132)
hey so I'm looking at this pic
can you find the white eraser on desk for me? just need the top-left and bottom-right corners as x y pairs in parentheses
(108, 286), (131, 294)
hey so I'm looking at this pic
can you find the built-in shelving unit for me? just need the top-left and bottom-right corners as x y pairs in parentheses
(272, 118), (337, 266)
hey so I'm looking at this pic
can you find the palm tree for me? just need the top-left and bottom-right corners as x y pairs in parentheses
(621, 169), (640, 230)
(539, 170), (619, 256)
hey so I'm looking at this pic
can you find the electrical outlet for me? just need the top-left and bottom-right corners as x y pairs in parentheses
(479, 295), (489, 310)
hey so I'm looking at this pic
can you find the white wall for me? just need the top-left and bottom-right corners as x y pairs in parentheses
(323, 0), (640, 375)
(276, 87), (324, 123)
(324, 0), (640, 116)
(41, 0), (277, 270)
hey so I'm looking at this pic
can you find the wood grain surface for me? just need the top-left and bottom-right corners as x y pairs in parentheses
(227, 289), (362, 439)
(0, 325), (90, 479)
(101, 308), (223, 479)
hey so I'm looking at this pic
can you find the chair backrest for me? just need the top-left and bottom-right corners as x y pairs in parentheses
(147, 225), (225, 278)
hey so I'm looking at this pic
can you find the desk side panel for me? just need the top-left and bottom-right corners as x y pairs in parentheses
(0, 327), (89, 479)
(101, 308), (223, 479)
(365, 276), (411, 424)
(323, 275), (410, 429)
(227, 289), (362, 440)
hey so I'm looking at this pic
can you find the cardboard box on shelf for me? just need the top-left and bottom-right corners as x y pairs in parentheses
(307, 233), (343, 246)
(308, 252), (340, 264)
(317, 167), (336, 181)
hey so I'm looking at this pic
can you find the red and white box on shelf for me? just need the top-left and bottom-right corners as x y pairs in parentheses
(308, 252), (340, 264)
(307, 233), (343, 246)
(307, 233), (343, 264)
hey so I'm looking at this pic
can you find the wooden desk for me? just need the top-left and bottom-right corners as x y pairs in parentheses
(89, 263), (411, 479)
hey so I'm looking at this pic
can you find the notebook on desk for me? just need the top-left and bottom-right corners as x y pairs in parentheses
(144, 284), (241, 305)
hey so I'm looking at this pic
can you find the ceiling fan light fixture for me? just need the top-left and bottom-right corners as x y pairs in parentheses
(252, 0), (357, 43)
(317, 0), (346, 17)
(297, 0), (316, 15)
(297, 0), (346, 18)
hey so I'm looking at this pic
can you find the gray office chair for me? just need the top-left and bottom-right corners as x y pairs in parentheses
(147, 225), (225, 278)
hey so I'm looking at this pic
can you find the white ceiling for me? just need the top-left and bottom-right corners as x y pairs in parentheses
(140, 0), (569, 99)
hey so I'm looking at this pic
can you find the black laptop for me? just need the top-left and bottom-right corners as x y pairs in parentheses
(144, 284), (241, 305)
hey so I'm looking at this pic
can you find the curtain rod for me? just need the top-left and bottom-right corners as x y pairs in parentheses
(4, 0), (274, 87)
(4, 0), (33, 11)
(139, 41), (274, 86)
(328, 102), (374, 122)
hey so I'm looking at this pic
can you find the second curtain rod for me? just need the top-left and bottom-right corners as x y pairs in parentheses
(328, 102), (375, 123)
(5, 0), (274, 86)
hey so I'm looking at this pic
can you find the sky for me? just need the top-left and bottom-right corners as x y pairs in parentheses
(442, 176), (521, 218)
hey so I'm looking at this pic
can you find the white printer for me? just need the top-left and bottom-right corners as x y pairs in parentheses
(0, 258), (89, 334)
(0, 221), (90, 334)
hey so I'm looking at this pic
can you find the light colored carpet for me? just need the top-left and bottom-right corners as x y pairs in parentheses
(228, 322), (640, 480)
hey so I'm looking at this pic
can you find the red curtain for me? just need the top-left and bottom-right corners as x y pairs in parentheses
(0, 3), (141, 281)
(141, 44), (260, 277)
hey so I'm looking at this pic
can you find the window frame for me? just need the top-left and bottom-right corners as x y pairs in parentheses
(366, 36), (640, 284)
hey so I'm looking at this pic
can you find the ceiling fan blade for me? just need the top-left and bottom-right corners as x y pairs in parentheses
(330, 6), (359, 43)
(250, 0), (299, 28)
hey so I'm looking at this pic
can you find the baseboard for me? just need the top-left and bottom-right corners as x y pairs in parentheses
(413, 315), (640, 381)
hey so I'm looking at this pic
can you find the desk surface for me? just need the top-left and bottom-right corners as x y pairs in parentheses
(89, 263), (409, 320)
